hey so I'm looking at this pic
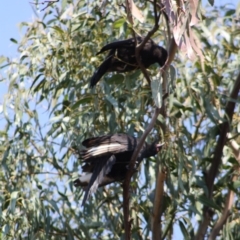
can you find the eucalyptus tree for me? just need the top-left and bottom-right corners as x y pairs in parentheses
(1, 0), (240, 239)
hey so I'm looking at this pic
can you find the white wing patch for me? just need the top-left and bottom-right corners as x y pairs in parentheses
(79, 173), (92, 183)
(86, 143), (122, 156)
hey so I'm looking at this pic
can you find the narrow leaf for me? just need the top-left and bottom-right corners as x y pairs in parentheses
(151, 77), (162, 108)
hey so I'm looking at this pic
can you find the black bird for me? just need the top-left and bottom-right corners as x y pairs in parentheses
(73, 133), (164, 206)
(90, 37), (168, 87)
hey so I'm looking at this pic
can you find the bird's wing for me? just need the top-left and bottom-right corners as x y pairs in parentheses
(81, 155), (116, 206)
(81, 134), (138, 160)
(97, 37), (143, 55)
(82, 134), (135, 147)
(82, 134), (115, 147)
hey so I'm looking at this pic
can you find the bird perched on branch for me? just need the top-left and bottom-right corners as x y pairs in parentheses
(73, 133), (164, 206)
(90, 37), (168, 87)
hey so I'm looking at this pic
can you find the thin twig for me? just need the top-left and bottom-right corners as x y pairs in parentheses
(30, 0), (59, 11)
(193, 115), (205, 141)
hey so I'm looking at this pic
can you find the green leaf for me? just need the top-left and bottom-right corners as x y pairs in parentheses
(229, 180), (240, 191)
(2, 224), (10, 235)
(151, 78), (162, 108)
(48, 200), (60, 214)
(113, 18), (125, 29)
(10, 191), (19, 213)
(225, 9), (235, 17)
(106, 74), (124, 85)
(52, 26), (65, 34)
(10, 38), (18, 44)
(198, 196), (221, 210)
(0, 56), (7, 65)
(105, 95), (118, 108)
(71, 97), (93, 109)
(169, 65), (176, 91)
(61, 0), (68, 9)
(172, 99), (184, 108)
(179, 220), (190, 240)
(30, 74), (44, 89)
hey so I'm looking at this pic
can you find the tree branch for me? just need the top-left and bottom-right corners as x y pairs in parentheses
(151, 166), (167, 240)
(123, 1), (177, 238)
(206, 73), (240, 197)
(209, 135), (240, 240)
(134, 0), (162, 85)
(195, 71), (240, 240)
(125, 0), (134, 25)
(122, 106), (161, 240)
(123, 0), (163, 238)
(149, 37), (176, 240)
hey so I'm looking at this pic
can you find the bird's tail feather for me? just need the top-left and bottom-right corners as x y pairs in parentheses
(90, 55), (113, 88)
(81, 155), (116, 206)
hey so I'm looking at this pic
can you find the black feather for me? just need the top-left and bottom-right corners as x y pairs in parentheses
(90, 37), (168, 87)
(73, 133), (163, 206)
(81, 155), (116, 206)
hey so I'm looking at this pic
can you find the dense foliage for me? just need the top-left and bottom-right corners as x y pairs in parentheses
(0, 0), (239, 239)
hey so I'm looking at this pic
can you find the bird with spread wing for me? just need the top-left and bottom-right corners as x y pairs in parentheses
(73, 133), (164, 206)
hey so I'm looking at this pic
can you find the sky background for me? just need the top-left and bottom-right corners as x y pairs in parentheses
(0, 1), (34, 58)
(0, 1), (35, 110)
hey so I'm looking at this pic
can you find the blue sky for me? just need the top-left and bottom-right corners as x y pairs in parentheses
(0, 1), (35, 110)
(0, 1), (34, 58)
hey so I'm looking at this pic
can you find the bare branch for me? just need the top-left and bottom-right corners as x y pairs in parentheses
(122, 40), (175, 240)
(195, 72), (240, 240)
(151, 166), (167, 240)
(122, 1), (137, 238)
(209, 136), (240, 239)
(122, 1), (177, 238)
(165, 37), (177, 67)
(125, 0), (134, 25)
(122, 106), (161, 240)
(209, 177), (236, 240)
(207, 72), (240, 197)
